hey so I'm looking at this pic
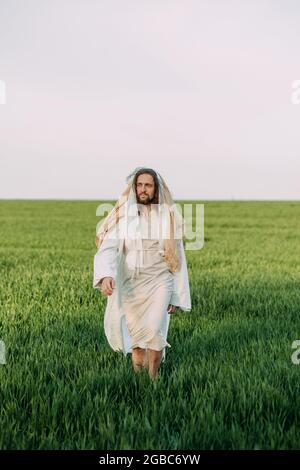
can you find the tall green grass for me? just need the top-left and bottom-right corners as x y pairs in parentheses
(0, 200), (300, 449)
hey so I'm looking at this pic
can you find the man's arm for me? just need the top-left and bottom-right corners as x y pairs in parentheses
(93, 233), (119, 292)
(169, 240), (192, 311)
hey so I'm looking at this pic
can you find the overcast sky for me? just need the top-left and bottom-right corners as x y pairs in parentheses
(0, 0), (299, 200)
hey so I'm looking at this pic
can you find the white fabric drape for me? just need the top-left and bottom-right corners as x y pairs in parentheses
(93, 215), (191, 360)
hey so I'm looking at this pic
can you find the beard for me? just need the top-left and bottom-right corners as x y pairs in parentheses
(137, 193), (153, 205)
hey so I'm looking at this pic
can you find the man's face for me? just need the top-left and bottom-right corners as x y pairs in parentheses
(136, 173), (155, 205)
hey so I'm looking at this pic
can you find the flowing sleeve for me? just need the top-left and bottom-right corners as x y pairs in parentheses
(169, 240), (192, 311)
(93, 231), (119, 291)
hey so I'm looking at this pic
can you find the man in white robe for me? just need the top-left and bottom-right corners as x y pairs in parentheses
(93, 168), (191, 379)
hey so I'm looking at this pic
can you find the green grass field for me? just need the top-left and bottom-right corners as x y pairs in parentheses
(0, 200), (300, 450)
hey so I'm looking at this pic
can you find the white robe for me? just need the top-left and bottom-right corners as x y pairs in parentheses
(93, 211), (191, 362)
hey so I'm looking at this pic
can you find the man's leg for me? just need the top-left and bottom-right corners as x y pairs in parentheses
(143, 349), (149, 369)
(132, 347), (147, 373)
(148, 349), (163, 380)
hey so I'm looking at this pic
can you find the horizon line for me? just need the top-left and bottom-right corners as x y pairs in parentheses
(0, 198), (299, 202)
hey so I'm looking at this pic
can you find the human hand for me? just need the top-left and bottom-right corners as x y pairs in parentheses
(167, 304), (178, 314)
(100, 277), (115, 296)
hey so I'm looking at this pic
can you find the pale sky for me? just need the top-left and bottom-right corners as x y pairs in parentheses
(0, 0), (299, 200)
